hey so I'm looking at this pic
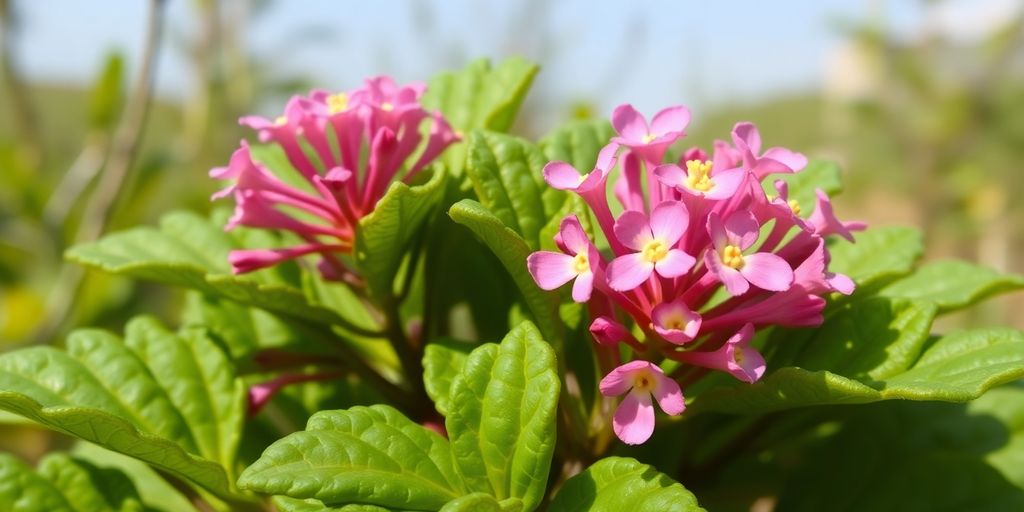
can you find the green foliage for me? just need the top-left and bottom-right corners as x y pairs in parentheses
(0, 452), (149, 512)
(827, 226), (923, 287)
(777, 384), (1024, 511)
(355, 167), (447, 301)
(67, 211), (349, 327)
(0, 317), (245, 499)
(238, 404), (464, 510)
(448, 200), (561, 344)
(422, 338), (474, 416)
(446, 322), (558, 511)
(549, 457), (704, 512)
(880, 259), (1024, 313)
(240, 322), (559, 511)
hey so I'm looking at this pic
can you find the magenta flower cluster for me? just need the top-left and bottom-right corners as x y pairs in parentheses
(527, 105), (865, 445)
(211, 77), (458, 282)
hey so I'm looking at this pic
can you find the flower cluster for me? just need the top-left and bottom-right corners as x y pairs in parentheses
(211, 77), (458, 282)
(527, 105), (864, 444)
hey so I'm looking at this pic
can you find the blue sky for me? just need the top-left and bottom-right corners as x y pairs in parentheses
(10, 1), (1003, 123)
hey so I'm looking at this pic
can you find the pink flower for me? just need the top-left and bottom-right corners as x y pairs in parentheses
(600, 360), (685, 445)
(651, 297), (702, 345)
(527, 215), (601, 302)
(705, 211), (794, 296)
(590, 316), (633, 346)
(807, 189), (867, 242)
(607, 201), (696, 291)
(732, 122), (808, 179)
(611, 104), (690, 163)
(212, 76), (457, 279)
(653, 160), (746, 201)
(676, 324), (765, 383)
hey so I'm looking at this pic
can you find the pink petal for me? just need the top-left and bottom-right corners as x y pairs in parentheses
(728, 344), (766, 383)
(731, 122), (762, 156)
(559, 215), (591, 255)
(650, 106), (691, 136)
(595, 142), (620, 171)
(740, 252), (794, 291)
(229, 245), (328, 274)
(703, 167), (746, 201)
(613, 210), (654, 251)
(707, 212), (729, 252)
(713, 139), (741, 171)
(649, 201), (689, 245)
(724, 211), (761, 250)
(526, 252), (577, 290)
(607, 253), (655, 292)
(652, 375), (685, 415)
(571, 271), (594, 303)
(653, 163), (687, 189)
(611, 104), (650, 142)
(826, 272), (855, 295)
(762, 147), (808, 172)
(705, 250), (750, 296)
(654, 249), (695, 278)
(613, 392), (656, 445)
(542, 161), (584, 191)
(599, 360), (652, 396)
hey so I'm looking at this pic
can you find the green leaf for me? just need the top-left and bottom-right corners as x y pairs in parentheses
(466, 131), (563, 249)
(879, 259), (1024, 313)
(540, 119), (615, 173)
(693, 325), (1024, 414)
(0, 452), (148, 512)
(272, 496), (396, 512)
(446, 321), (559, 511)
(827, 226), (922, 288)
(548, 457), (704, 512)
(422, 57), (538, 135)
(238, 405), (463, 510)
(421, 58), (539, 176)
(439, 493), (522, 512)
(448, 199), (561, 344)
(87, 52), (124, 131)
(760, 159), (843, 213)
(67, 211), (349, 327)
(0, 317), (245, 498)
(355, 167), (447, 300)
(777, 384), (1024, 511)
(422, 338), (475, 416)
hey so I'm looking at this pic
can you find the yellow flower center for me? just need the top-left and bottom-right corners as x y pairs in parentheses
(734, 346), (745, 364)
(633, 370), (657, 392)
(641, 240), (669, 263)
(642, 133), (656, 144)
(273, 115), (288, 126)
(381, 101), (394, 111)
(662, 311), (689, 331)
(788, 199), (801, 215)
(326, 93), (349, 114)
(722, 244), (744, 269)
(572, 253), (590, 274)
(685, 159), (715, 192)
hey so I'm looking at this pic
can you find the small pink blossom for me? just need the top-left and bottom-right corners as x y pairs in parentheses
(600, 361), (685, 445)
(651, 297), (702, 345)
(676, 324), (765, 383)
(654, 160), (746, 201)
(611, 104), (690, 163)
(732, 122), (808, 179)
(705, 211), (794, 296)
(607, 201), (696, 291)
(808, 189), (867, 242)
(527, 215), (600, 302)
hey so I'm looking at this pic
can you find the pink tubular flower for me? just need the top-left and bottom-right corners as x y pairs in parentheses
(211, 76), (458, 278)
(527, 104), (864, 445)
(526, 215), (601, 302)
(676, 324), (765, 383)
(705, 211), (795, 296)
(600, 361), (685, 445)
(607, 201), (695, 291)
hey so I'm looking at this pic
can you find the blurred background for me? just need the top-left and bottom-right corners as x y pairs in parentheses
(2, 0), (1023, 351)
